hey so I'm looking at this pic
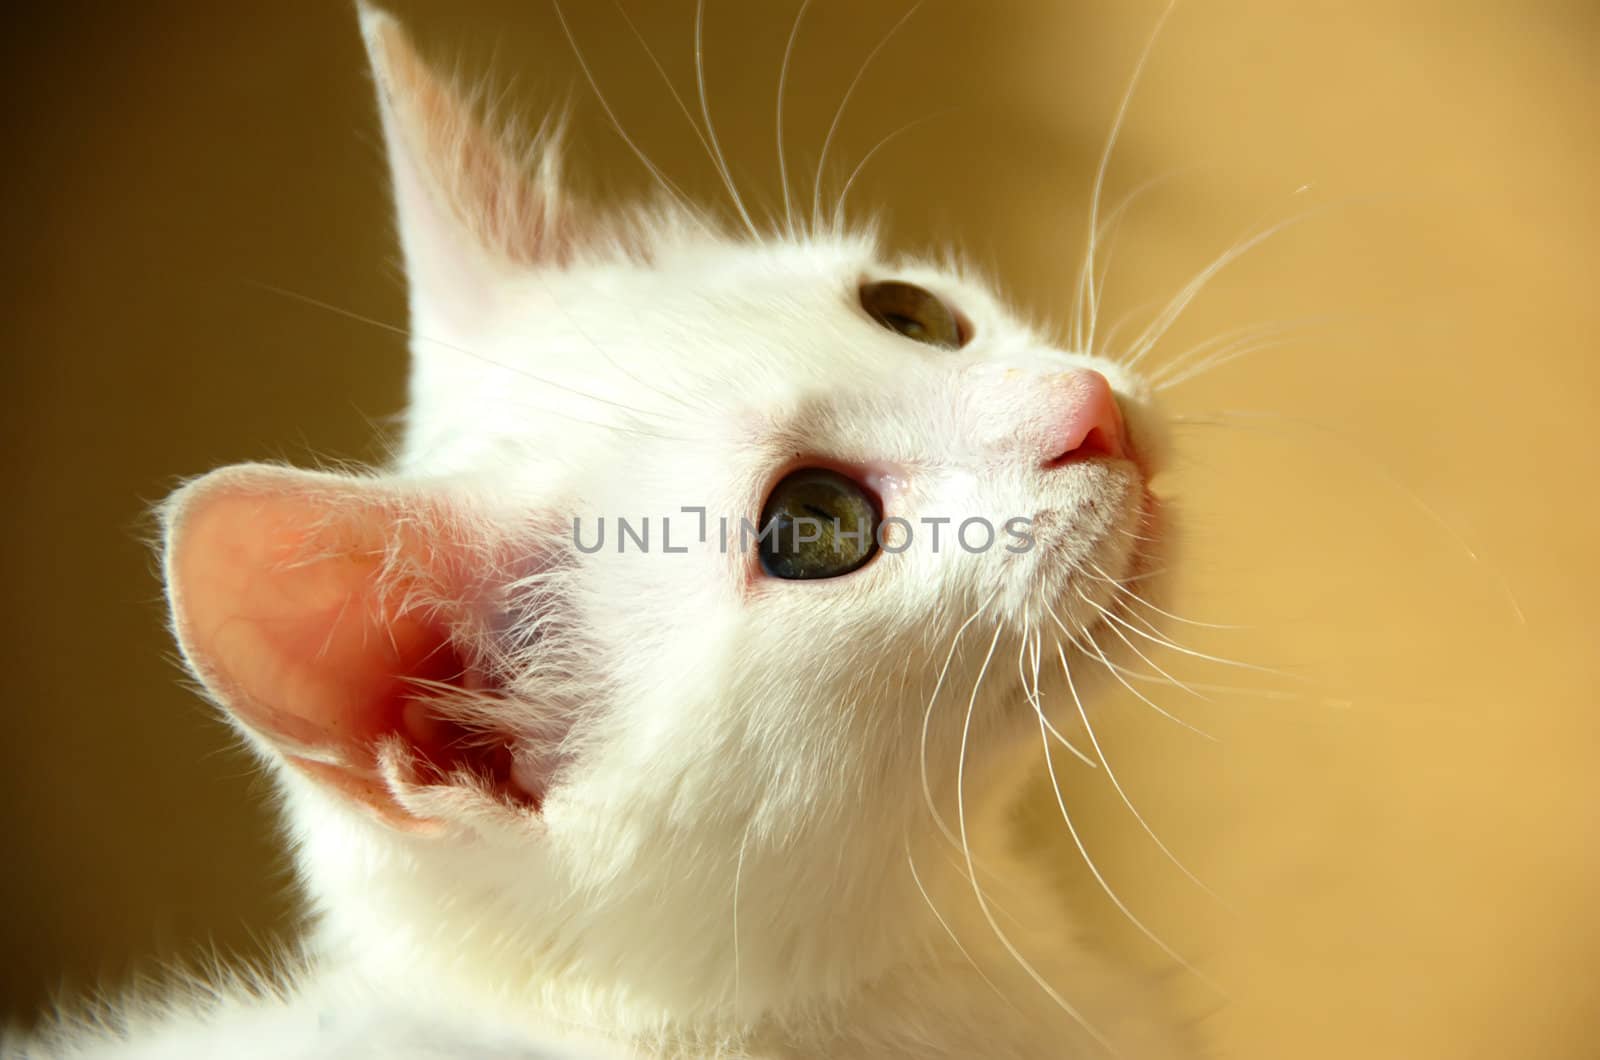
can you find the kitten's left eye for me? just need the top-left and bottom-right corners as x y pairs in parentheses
(758, 468), (881, 580)
(860, 281), (967, 349)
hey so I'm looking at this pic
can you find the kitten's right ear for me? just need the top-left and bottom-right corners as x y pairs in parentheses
(358, 4), (572, 330)
(160, 464), (562, 832)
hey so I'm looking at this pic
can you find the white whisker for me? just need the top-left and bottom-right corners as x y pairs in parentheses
(1074, 0), (1177, 355)
(731, 819), (751, 1014)
(1117, 667), (1317, 704)
(1082, 588), (1295, 680)
(1037, 655), (1225, 991)
(1098, 296), (1166, 363)
(1076, 592), (1210, 704)
(551, 1), (700, 218)
(610, 2), (721, 174)
(1146, 318), (1311, 386)
(1086, 560), (1248, 630)
(1087, 166), (1206, 356)
(831, 111), (950, 232)
(920, 592), (998, 852)
(1124, 198), (1343, 369)
(956, 623), (1112, 1051)
(904, 836), (1019, 1013)
(1154, 336), (1295, 391)
(1017, 620), (1096, 767)
(775, 0), (813, 236)
(1059, 604), (1218, 741)
(1049, 629), (1226, 909)
(694, 0), (762, 238)
(811, 1), (923, 233)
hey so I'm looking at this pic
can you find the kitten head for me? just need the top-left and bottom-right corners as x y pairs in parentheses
(160, 6), (1163, 1022)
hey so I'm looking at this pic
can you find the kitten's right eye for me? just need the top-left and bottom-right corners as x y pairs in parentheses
(758, 468), (881, 580)
(860, 281), (966, 350)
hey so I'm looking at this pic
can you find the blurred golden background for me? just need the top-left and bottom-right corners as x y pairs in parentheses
(3, 2), (1594, 1056)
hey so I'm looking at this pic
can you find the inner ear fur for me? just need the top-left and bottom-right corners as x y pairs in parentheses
(161, 464), (544, 830)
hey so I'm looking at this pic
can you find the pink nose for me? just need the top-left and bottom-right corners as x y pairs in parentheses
(1040, 369), (1126, 466)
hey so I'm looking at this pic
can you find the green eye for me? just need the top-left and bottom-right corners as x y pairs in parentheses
(758, 468), (881, 580)
(860, 280), (966, 349)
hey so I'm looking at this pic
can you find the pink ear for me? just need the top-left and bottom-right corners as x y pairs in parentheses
(359, 4), (574, 329)
(163, 465), (535, 829)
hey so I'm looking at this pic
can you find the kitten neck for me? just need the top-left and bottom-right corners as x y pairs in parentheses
(293, 741), (1055, 1042)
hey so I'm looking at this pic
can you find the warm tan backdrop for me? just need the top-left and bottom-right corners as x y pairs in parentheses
(3, 2), (1595, 1057)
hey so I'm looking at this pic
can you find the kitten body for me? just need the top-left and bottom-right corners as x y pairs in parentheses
(12, 8), (1186, 1058)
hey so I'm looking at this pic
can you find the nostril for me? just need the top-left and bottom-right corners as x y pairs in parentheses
(1041, 370), (1127, 467)
(1049, 424), (1120, 465)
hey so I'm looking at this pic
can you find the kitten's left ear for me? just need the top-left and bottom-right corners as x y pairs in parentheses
(358, 4), (574, 330)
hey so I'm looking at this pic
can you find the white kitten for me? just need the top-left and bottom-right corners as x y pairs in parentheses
(11, 6), (1187, 1058)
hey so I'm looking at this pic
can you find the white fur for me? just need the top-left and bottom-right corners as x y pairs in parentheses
(9, 8), (1188, 1058)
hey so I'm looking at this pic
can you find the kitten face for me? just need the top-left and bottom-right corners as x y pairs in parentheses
(397, 231), (1154, 841)
(160, 7), (1162, 1019)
